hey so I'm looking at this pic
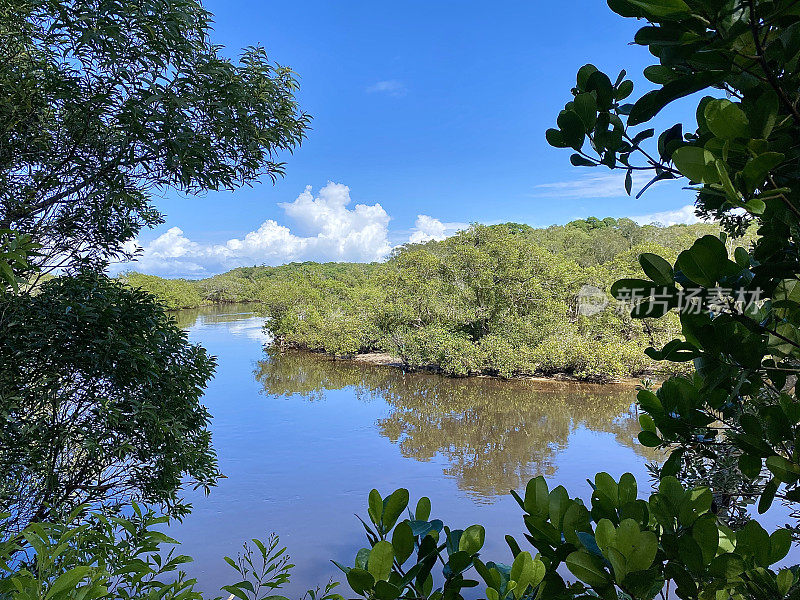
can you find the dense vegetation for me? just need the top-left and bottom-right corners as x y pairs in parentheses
(127, 219), (753, 381)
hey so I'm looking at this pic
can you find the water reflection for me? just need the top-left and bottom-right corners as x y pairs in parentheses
(254, 350), (661, 500)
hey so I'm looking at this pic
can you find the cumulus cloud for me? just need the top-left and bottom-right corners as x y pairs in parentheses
(631, 204), (703, 226)
(408, 215), (467, 243)
(366, 80), (407, 96)
(118, 182), (393, 277)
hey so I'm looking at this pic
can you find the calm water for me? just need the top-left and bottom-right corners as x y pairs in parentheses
(168, 305), (663, 595)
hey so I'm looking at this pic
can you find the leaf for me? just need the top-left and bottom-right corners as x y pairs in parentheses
(639, 253), (674, 286)
(624, 0), (691, 18)
(610, 278), (660, 300)
(557, 110), (586, 150)
(368, 489), (383, 526)
(742, 152), (784, 191)
(459, 524), (486, 554)
(392, 522), (414, 565)
(573, 93), (597, 130)
(45, 567), (92, 599)
(367, 541), (394, 581)
(704, 99), (750, 140)
(616, 79), (634, 101)
(576, 64), (599, 90)
(628, 73), (719, 125)
(769, 529), (792, 564)
(766, 455), (800, 484)
(415, 497), (431, 521)
(758, 478), (779, 514)
(671, 146), (718, 183)
(587, 71), (614, 110)
(638, 431), (662, 447)
(675, 235), (736, 287)
(545, 128), (567, 148)
(565, 550), (610, 587)
(346, 568), (375, 595)
(382, 488), (409, 530)
(570, 153), (597, 167)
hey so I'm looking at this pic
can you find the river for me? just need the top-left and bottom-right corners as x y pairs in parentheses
(168, 304), (664, 596)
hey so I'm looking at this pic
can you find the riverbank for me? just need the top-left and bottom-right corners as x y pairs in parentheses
(275, 343), (651, 385)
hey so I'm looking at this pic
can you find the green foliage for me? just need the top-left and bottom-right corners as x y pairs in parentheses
(0, 0), (309, 271)
(340, 479), (799, 600)
(334, 488), (546, 600)
(0, 272), (218, 533)
(0, 504), (340, 600)
(121, 272), (205, 310)
(0, 230), (38, 292)
(254, 222), (735, 380)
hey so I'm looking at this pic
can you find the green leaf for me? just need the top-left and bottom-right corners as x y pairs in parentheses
(45, 567), (93, 599)
(691, 516), (719, 565)
(758, 478), (779, 514)
(742, 152), (784, 191)
(704, 99), (750, 140)
(587, 71), (614, 110)
(346, 568), (375, 595)
(545, 128), (568, 148)
(638, 431), (662, 447)
(557, 110), (586, 150)
(573, 93), (597, 130)
(374, 580), (401, 600)
(565, 550), (610, 587)
(382, 488), (409, 530)
(616, 79), (634, 101)
(570, 154), (597, 167)
(675, 235), (736, 287)
(415, 497), (431, 521)
(368, 489), (383, 526)
(639, 253), (674, 286)
(769, 529), (792, 564)
(368, 541), (394, 581)
(610, 278), (660, 300)
(628, 73), (719, 126)
(671, 146), (718, 183)
(738, 454), (762, 479)
(624, 0), (691, 18)
(392, 522), (414, 565)
(766, 455), (800, 484)
(458, 524), (486, 554)
(576, 64), (599, 90)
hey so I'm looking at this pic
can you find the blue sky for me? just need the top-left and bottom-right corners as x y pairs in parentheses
(128, 0), (699, 277)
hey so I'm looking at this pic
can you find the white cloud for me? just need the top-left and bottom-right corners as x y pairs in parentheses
(118, 182), (393, 277)
(531, 172), (667, 200)
(366, 80), (407, 96)
(631, 204), (702, 226)
(408, 215), (467, 243)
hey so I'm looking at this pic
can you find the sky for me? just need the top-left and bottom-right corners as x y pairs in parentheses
(123, 0), (703, 277)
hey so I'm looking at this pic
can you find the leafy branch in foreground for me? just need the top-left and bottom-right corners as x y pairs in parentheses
(0, 504), (340, 600)
(337, 482), (796, 600)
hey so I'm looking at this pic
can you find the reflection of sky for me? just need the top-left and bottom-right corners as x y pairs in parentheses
(166, 306), (799, 596)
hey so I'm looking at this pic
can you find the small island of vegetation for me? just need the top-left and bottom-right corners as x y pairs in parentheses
(124, 218), (754, 381)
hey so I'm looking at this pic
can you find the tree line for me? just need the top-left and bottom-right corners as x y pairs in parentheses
(125, 218), (754, 381)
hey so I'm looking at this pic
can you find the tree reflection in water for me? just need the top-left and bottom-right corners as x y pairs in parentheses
(254, 349), (663, 500)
